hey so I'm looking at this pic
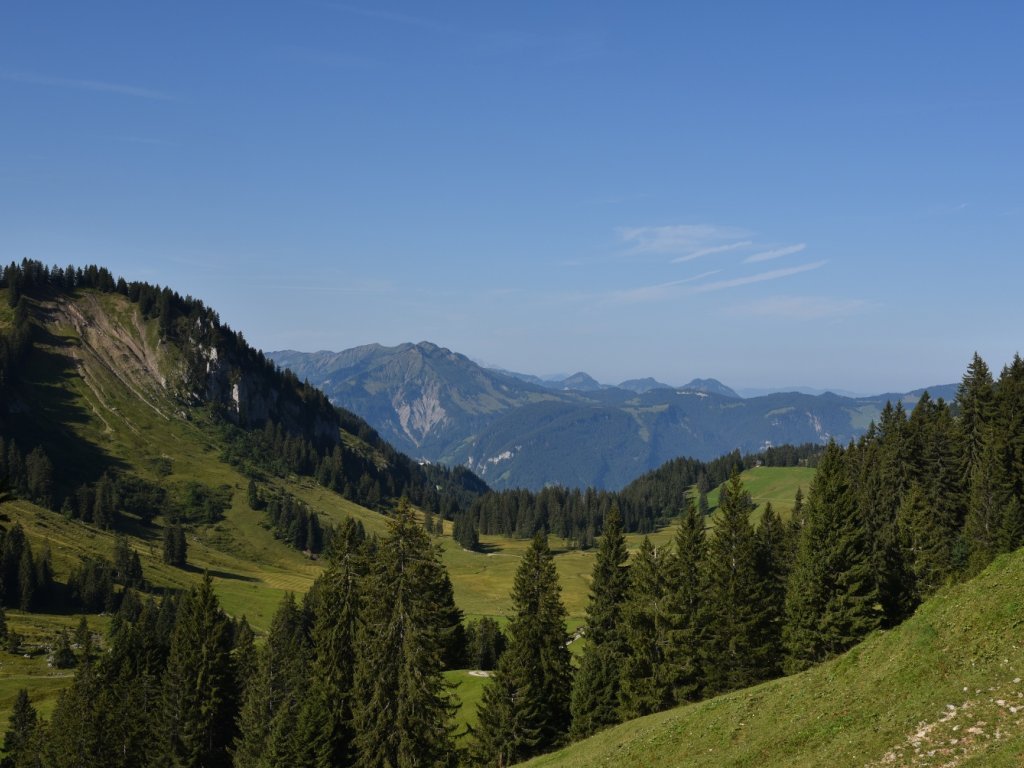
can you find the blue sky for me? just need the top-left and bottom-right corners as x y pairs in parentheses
(2, 2), (1022, 393)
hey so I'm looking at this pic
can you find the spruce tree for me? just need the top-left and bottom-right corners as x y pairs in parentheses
(92, 608), (166, 768)
(246, 479), (259, 510)
(661, 497), (706, 704)
(866, 403), (917, 624)
(995, 354), (1024, 504)
(2, 688), (37, 767)
(157, 574), (237, 768)
(618, 537), (675, 719)
(785, 487), (805, 565)
(896, 482), (954, 602)
(963, 429), (1009, 574)
(700, 470), (772, 695)
(232, 616), (257, 699)
(465, 617), (506, 671)
(296, 517), (364, 768)
(51, 629), (77, 669)
(43, 649), (103, 767)
(474, 532), (572, 765)
(570, 506), (629, 740)
(783, 442), (881, 672)
(234, 593), (309, 767)
(958, 352), (996, 485)
(352, 499), (456, 768)
(998, 497), (1024, 554)
(754, 501), (788, 678)
(17, 546), (34, 611)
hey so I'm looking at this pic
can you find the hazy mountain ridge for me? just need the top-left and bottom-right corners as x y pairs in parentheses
(270, 344), (958, 491)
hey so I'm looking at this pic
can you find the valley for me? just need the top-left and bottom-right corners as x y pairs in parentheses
(271, 344), (955, 491)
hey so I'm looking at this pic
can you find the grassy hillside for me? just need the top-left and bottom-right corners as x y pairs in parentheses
(706, 465), (816, 520)
(0, 285), (421, 727)
(524, 547), (1024, 768)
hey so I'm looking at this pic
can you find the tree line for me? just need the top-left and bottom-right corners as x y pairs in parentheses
(0, 524), (147, 619)
(453, 443), (822, 550)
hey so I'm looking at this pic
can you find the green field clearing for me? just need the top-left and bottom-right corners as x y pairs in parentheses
(706, 465), (816, 521)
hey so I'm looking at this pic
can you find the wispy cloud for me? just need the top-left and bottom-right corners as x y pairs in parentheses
(743, 243), (806, 264)
(322, 3), (452, 32)
(618, 224), (749, 257)
(0, 71), (172, 100)
(673, 240), (754, 263)
(691, 261), (826, 293)
(731, 295), (868, 319)
(611, 270), (722, 304)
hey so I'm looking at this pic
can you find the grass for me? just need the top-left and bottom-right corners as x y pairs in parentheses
(706, 465), (816, 521)
(524, 547), (1024, 768)
(446, 669), (491, 740)
(0, 610), (113, 726)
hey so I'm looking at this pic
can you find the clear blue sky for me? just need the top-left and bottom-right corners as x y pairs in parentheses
(2, 2), (1022, 393)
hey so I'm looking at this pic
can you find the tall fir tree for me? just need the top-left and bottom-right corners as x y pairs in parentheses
(661, 497), (706, 704)
(42, 647), (104, 767)
(785, 486), (805, 567)
(352, 499), (456, 768)
(700, 470), (773, 695)
(295, 518), (364, 768)
(618, 537), (675, 719)
(569, 506), (630, 740)
(963, 428), (1010, 575)
(2, 688), (37, 768)
(896, 482), (955, 602)
(863, 403), (916, 625)
(157, 574), (237, 768)
(753, 501), (788, 679)
(783, 442), (881, 673)
(998, 497), (1024, 554)
(995, 354), (1024, 504)
(474, 532), (572, 765)
(957, 352), (996, 486)
(233, 593), (309, 767)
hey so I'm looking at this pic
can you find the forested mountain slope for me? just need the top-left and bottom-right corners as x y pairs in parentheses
(272, 344), (956, 490)
(0, 261), (483, 519)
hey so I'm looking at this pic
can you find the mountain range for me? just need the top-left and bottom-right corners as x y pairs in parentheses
(269, 342), (958, 491)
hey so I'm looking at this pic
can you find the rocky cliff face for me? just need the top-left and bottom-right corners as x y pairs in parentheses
(43, 293), (340, 447)
(184, 319), (340, 444)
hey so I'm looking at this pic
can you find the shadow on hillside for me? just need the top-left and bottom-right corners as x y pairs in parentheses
(179, 563), (260, 583)
(9, 326), (129, 490)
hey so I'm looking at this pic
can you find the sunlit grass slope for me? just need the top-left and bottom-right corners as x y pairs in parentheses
(525, 547), (1024, 768)
(706, 465), (816, 521)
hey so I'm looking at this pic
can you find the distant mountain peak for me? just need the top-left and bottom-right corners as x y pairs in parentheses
(680, 378), (740, 399)
(618, 377), (672, 394)
(559, 372), (603, 391)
